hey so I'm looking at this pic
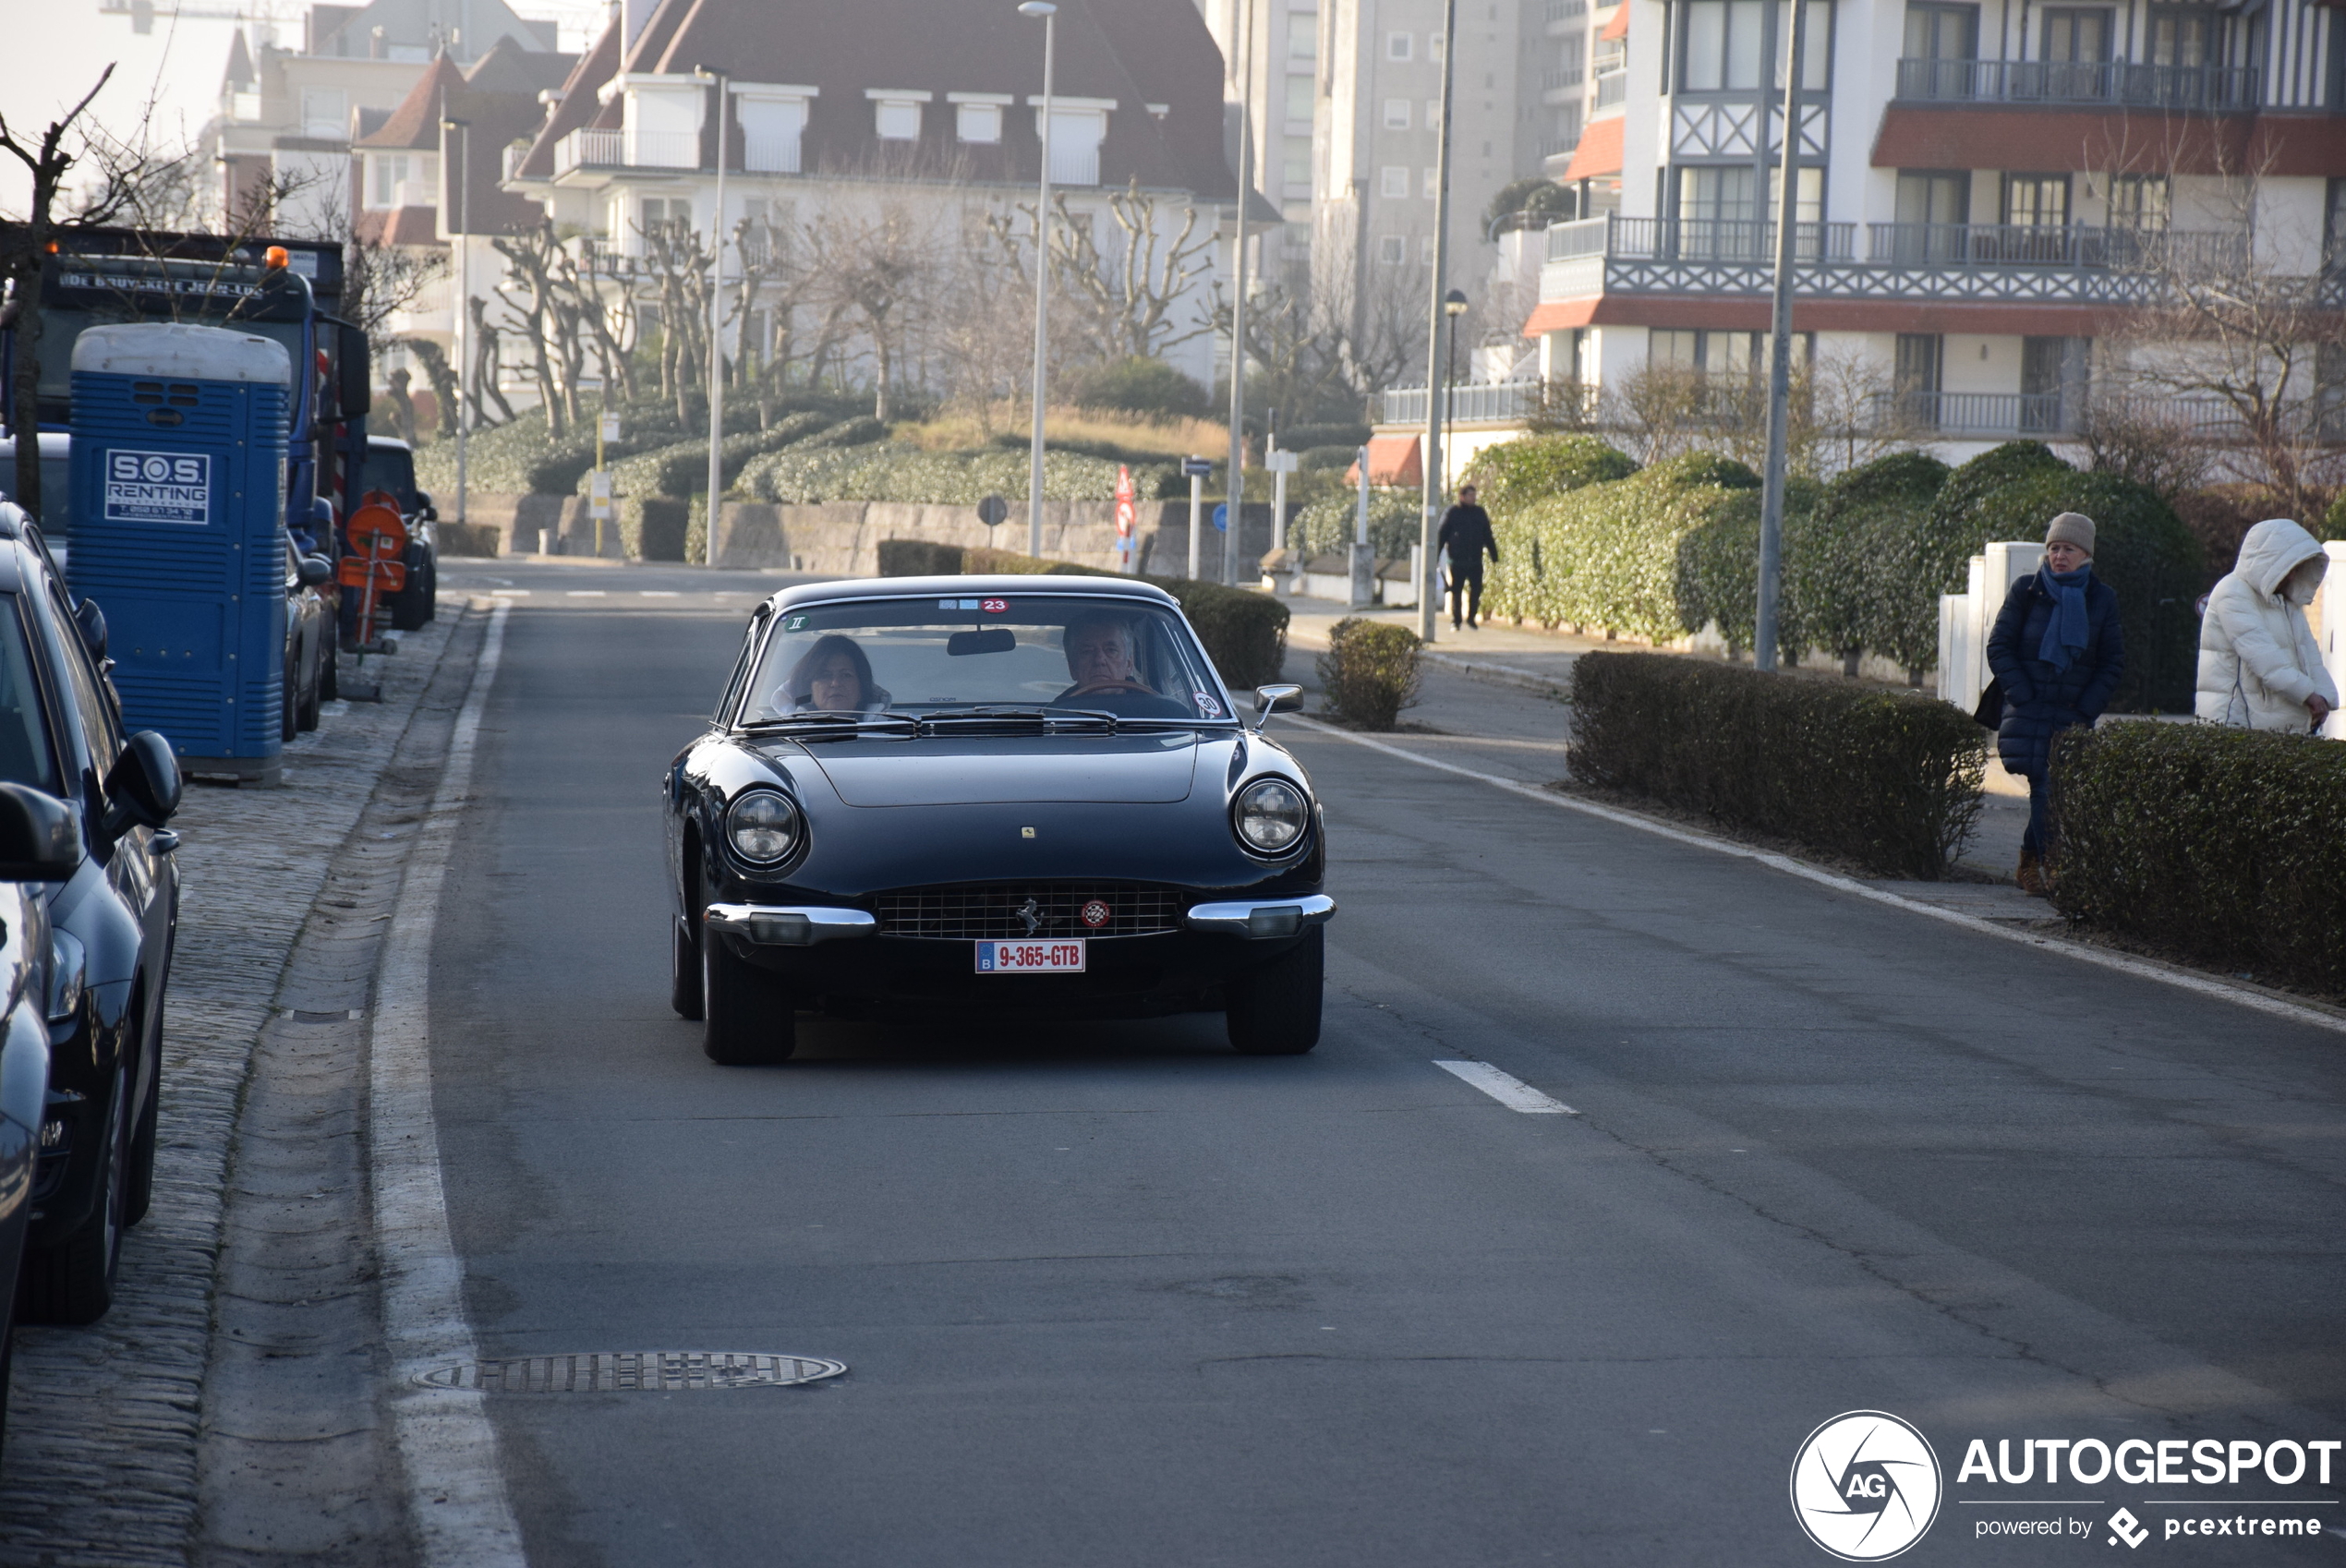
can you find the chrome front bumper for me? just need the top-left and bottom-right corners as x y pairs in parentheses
(1183, 894), (1336, 939)
(705, 903), (879, 946)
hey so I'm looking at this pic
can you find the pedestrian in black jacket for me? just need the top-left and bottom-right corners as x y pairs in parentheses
(1437, 485), (1498, 630)
(1983, 511), (2124, 896)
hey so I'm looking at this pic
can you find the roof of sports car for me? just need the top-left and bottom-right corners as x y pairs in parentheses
(766, 576), (1183, 612)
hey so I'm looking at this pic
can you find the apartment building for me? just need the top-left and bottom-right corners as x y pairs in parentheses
(1201, 0), (1590, 356)
(1512, 0), (2346, 452)
(206, 0), (559, 235)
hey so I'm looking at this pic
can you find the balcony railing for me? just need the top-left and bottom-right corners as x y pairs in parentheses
(554, 127), (622, 174)
(1893, 56), (2261, 110)
(1547, 215), (1856, 262)
(1379, 380), (1556, 426)
(553, 127), (705, 175)
(1593, 69), (1627, 108)
(1540, 66), (1585, 92)
(744, 131), (801, 175)
(1865, 223), (2249, 271)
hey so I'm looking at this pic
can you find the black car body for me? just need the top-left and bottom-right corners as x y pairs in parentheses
(282, 538), (334, 738)
(358, 437), (437, 633)
(0, 503), (183, 1324)
(666, 576), (1329, 1064)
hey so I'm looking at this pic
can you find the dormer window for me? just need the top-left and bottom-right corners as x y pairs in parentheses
(1029, 96), (1116, 186)
(732, 83), (818, 174)
(949, 91), (1012, 144)
(866, 90), (933, 141)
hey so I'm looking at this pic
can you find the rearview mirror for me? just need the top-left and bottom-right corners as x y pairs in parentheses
(102, 731), (182, 840)
(297, 554), (334, 587)
(0, 783), (80, 879)
(413, 490), (436, 521)
(74, 597), (106, 662)
(334, 320), (371, 417)
(1251, 683), (1302, 730)
(947, 627), (1017, 657)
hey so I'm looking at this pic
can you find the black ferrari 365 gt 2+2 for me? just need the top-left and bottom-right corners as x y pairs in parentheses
(664, 575), (1334, 1063)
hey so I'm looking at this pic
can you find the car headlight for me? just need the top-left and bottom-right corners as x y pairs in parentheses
(1234, 778), (1310, 856)
(725, 789), (802, 866)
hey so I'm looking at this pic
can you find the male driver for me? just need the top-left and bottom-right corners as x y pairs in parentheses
(1058, 610), (1189, 718)
(1436, 484), (1498, 630)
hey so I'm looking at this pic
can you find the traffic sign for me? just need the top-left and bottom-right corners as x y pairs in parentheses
(1113, 466), (1135, 538)
(1265, 449), (1300, 473)
(600, 412), (622, 441)
(1212, 503), (1228, 533)
(1181, 455), (1214, 477)
(976, 494), (1009, 526)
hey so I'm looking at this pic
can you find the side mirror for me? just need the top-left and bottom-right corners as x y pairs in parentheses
(0, 783), (80, 879)
(1252, 683), (1303, 730)
(102, 731), (182, 840)
(335, 320), (372, 418)
(74, 597), (106, 662)
(297, 554), (334, 587)
(413, 491), (436, 522)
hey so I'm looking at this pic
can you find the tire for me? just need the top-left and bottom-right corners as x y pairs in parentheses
(1226, 926), (1324, 1055)
(671, 917), (705, 1020)
(421, 555), (438, 624)
(280, 654), (298, 742)
(0, 1306), (17, 1450)
(296, 643), (323, 731)
(20, 1066), (128, 1325)
(702, 934), (795, 1065)
(123, 992), (161, 1227)
(391, 549), (431, 631)
(320, 640), (338, 702)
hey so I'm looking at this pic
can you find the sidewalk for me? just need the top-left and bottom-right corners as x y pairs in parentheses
(0, 610), (470, 1565)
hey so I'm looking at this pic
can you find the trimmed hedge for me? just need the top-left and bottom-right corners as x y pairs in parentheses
(1463, 433), (1639, 518)
(874, 542), (1291, 687)
(2051, 722), (2346, 994)
(1566, 652), (1987, 878)
(589, 411), (837, 500)
(1675, 472), (1824, 662)
(746, 443), (1175, 506)
(1290, 488), (1421, 559)
(1786, 452), (1952, 676)
(1317, 618), (1421, 730)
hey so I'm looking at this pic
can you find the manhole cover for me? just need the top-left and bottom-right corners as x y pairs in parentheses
(415, 1352), (846, 1393)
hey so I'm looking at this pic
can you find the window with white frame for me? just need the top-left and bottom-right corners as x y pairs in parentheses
(1378, 235), (1408, 263)
(300, 87), (347, 139)
(734, 90), (813, 174)
(873, 97), (925, 140)
(1288, 16), (1317, 57)
(367, 152), (434, 207)
(1422, 167), (1440, 198)
(1428, 30), (1445, 60)
(1425, 99), (1441, 127)
(1381, 165), (1409, 198)
(1387, 30), (1414, 58)
(1035, 104), (1110, 185)
(1384, 97), (1411, 128)
(957, 101), (1003, 142)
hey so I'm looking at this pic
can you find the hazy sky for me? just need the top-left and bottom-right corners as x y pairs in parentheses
(0, 0), (607, 215)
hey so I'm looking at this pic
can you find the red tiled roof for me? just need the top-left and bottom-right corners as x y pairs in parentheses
(358, 45), (576, 235)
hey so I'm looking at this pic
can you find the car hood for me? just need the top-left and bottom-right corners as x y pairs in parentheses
(800, 732), (1202, 806)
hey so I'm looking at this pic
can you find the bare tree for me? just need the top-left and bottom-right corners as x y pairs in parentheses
(1039, 179), (1215, 362)
(806, 205), (930, 420)
(1608, 363), (1711, 464)
(401, 335), (460, 438)
(2063, 393), (2219, 500)
(0, 66), (129, 515)
(466, 294), (515, 426)
(490, 218), (569, 435)
(933, 215), (1035, 435)
(637, 215), (713, 424)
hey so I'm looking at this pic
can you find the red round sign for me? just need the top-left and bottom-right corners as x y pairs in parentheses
(1081, 899), (1110, 929)
(982, 598), (1009, 613)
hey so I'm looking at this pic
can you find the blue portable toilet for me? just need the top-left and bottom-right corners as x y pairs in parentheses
(67, 323), (291, 784)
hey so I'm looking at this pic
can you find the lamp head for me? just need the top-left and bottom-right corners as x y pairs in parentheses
(1444, 288), (1469, 317)
(1019, 2), (1057, 17)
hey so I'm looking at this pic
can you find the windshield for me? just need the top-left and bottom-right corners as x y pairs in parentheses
(0, 445), (69, 534)
(34, 307), (306, 410)
(361, 443), (420, 508)
(0, 597), (58, 793)
(741, 595), (1233, 725)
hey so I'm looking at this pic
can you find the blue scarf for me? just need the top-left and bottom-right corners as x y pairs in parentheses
(2037, 564), (2092, 671)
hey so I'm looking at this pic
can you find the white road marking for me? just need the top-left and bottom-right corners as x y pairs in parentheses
(639, 590), (681, 597)
(369, 602), (526, 1568)
(1434, 1059), (1578, 1114)
(565, 589), (608, 597)
(486, 588), (529, 597)
(1281, 714), (2346, 1038)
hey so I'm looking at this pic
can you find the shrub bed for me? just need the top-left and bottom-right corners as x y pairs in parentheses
(745, 444), (1173, 506)
(1289, 488), (1421, 559)
(876, 543), (1290, 687)
(2050, 722), (2346, 994)
(1462, 432), (1638, 517)
(1316, 619), (1421, 730)
(1566, 651), (1987, 878)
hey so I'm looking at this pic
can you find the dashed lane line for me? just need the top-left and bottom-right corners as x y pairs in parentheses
(565, 590), (609, 597)
(1276, 713), (2346, 1038)
(1433, 1060), (1578, 1115)
(369, 601), (526, 1568)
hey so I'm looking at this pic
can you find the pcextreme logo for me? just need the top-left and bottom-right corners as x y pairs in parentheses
(1791, 1411), (1945, 1562)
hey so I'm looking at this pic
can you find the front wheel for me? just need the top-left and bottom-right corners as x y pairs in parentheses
(1226, 927), (1324, 1055)
(671, 917), (704, 1019)
(20, 1066), (127, 1324)
(702, 935), (796, 1065)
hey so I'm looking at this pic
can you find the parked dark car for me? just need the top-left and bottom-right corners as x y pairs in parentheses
(665, 576), (1329, 1065)
(359, 436), (436, 632)
(282, 537), (334, 738)
(0, 502), (183, 1324)
(0, 785), (86, 1436)
(0, 433), (69, 537)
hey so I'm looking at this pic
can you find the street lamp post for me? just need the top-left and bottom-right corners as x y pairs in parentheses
(1754, 0), (1809, 671)
(1442, 286), (1467, 528)
(439, 115), (469, 526)
(1223, 0), (1254, 588)
(1417, 0), (1458, 642)
(696, 66), (730, 567)
(1020, 1), (1057, 559)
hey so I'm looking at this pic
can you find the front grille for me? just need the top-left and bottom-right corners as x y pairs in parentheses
(875, 882), (1183, 940)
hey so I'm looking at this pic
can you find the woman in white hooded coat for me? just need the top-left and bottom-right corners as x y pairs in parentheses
(2195, 518), (2339, 732)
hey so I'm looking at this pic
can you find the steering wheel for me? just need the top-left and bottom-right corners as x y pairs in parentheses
(1064, 678), (1157, 698)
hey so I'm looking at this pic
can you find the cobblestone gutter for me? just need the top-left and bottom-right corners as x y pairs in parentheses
(0, 607), (474, 1566)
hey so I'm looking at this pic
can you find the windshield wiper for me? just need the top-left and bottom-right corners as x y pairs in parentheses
(738, 712), (918, 740)
(913, 706), (1120, 733)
